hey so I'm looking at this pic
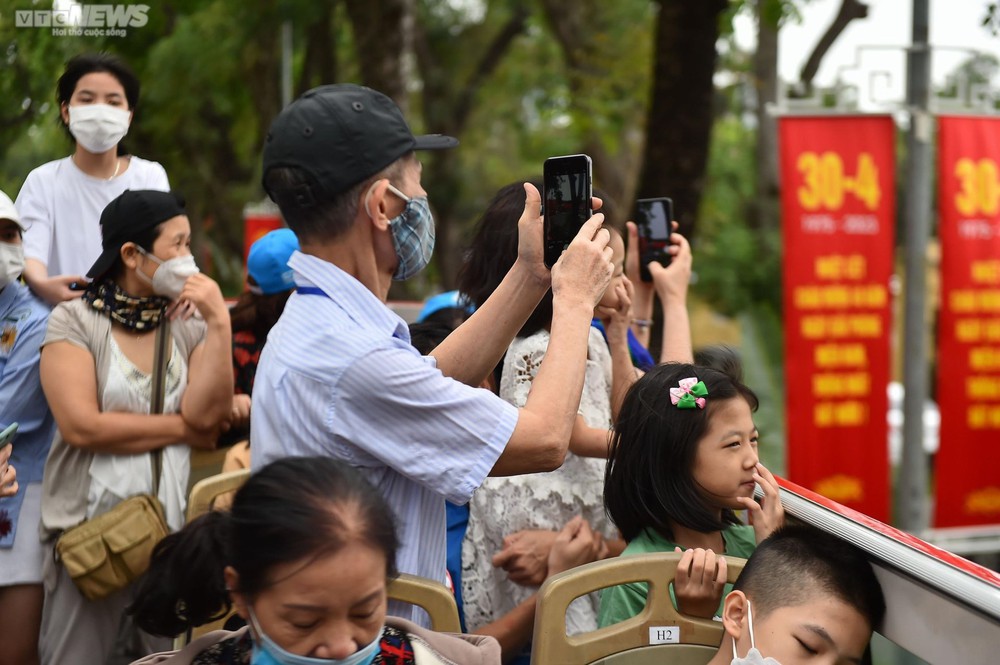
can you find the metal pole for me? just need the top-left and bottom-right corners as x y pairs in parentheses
(897, 0), (931, 532)
(281, 21), (293, 108)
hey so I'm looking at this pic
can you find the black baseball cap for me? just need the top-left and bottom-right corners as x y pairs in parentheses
(261, 84), (457, 207)
(87, 189), (187, 278)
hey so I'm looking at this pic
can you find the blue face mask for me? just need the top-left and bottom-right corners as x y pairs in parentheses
(248, 606), (383, 665)
(366, 182), (435, 281)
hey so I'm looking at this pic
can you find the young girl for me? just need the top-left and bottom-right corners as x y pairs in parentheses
(128, 457), (500, 664)
(456, 182), (632, 647)
(599, 362), (784, 627)
(18, 53), (170, 306)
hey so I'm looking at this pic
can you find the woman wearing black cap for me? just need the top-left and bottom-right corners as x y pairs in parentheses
(35, 189), (234, 664)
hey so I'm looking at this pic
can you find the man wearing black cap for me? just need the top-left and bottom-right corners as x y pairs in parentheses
(251, 84), (613, 626)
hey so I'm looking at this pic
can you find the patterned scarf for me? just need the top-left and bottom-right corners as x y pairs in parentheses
(82, 277), (170, 331)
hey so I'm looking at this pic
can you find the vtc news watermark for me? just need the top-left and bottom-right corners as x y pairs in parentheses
(15, 4), (149, 37)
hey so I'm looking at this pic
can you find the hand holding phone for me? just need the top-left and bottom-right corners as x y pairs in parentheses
(635, 197), (674, 282)
(543, 154), (593, 268)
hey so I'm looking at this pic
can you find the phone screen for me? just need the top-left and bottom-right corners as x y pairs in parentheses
(635, 197), (674, 282)
(543, 154), (592, 268)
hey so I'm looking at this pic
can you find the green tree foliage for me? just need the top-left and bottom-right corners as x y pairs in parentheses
(0, 0), (762, 308)
(937, 52), (1000, 109)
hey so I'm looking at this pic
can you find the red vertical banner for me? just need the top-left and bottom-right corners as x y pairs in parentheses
(936, 116), (1000, 528)
(780, 116), (895, 522)
(243, 202), (284, 265)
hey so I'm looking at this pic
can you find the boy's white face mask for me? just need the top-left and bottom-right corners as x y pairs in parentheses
(731, 601), (783, 665)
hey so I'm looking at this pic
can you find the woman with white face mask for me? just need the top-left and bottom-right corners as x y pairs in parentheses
(37, 190), (234, 664)
(15, 52), (170, 306)
(0, 190), (58, 665)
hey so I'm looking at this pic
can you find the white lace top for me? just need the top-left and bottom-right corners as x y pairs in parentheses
(461, 327), (616, 635)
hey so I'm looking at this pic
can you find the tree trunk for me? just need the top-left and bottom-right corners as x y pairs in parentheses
(343, 0), (411, 110)
(634, 0), (728, 239)
(751, 0), (780, 232)
(297, 2), (337, 96)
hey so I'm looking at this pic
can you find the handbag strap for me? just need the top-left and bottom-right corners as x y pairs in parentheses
(149, 320), (171, 497)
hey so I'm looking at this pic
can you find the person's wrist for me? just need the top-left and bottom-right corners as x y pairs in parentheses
(660, 290), (687, 306)
(512, 256), (550, 290)
(172, 413), (192, 440)
(552, 293), (598, 321)
(633, 292), (654, 316)
(200, 301), (231, 326)
(607, 318), (629, 336)
(611, 328), (629, 343)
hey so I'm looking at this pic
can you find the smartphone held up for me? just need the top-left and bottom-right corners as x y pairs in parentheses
(635, 197), (674, 282)
(543, 154), (593, 268)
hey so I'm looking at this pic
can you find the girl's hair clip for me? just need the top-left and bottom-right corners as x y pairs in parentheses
(670, 377), (708, 409)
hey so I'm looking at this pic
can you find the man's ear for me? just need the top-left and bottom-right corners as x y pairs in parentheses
(224, 566), (248, 620)
(60, 102), (69, 127)
(361, 179), (393, 231)
(722, 590), (748, 642)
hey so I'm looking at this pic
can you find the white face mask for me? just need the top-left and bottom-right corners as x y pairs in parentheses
(0, 241), (24, 291)
(135, 248), (199, 301)
(68, 103), (131, 154)
(732, 601), (783, 665)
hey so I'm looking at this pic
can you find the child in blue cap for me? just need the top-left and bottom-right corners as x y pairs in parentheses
(231, 228), (299, 395)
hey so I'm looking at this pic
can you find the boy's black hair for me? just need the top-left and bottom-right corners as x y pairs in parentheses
(734, 524), (886, 631)
(604, 362), (759, 542)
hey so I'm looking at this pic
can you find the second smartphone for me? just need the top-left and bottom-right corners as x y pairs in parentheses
(543, 154), (592, 269)
(635, 197), (674, 282)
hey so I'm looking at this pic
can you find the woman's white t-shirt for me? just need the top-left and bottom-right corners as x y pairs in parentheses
(16, 156), (170, 277)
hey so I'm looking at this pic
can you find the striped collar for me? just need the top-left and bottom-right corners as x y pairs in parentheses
(287, 251), (409, 341)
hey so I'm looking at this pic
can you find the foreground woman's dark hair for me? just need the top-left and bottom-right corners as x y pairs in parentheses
(129, 456), (399, 637)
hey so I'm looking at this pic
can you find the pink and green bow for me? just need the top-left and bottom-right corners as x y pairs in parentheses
(670, 377), (708, 409)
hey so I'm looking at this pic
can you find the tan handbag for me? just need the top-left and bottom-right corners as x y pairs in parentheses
(55, 321), (173, 601)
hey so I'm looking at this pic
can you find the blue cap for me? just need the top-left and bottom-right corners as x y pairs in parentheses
(247, 228), (299, 295)
(417, 290), (474, 323)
